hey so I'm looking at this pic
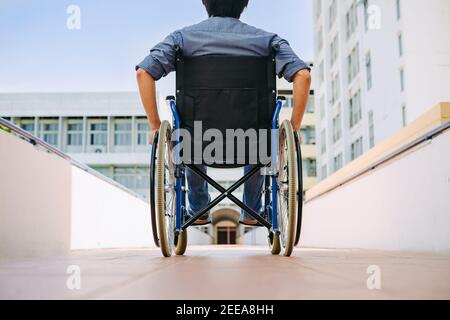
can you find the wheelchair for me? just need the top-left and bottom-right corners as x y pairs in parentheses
(150, 49), (303, 257)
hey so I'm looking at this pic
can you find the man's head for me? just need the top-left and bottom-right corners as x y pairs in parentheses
(202, 0), (249, 19)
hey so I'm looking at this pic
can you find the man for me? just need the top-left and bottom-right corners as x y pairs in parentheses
(136, 0), (311, 225)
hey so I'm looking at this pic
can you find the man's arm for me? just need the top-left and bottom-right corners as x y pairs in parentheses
(136, 68), (161, 144)
(291, 69), (312, 140)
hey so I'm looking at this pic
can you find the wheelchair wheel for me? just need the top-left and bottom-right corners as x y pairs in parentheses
(155, 121), (176, 257)
(268, 232), (281, 255)
(149, 131), (160, 248)
(294, 131), (304, 247)
(277, 120), (298, 257)
(174, 230), (188, 256)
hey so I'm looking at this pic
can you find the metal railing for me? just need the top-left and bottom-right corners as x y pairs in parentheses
(0, 117), (148, 202)
(305, 120), (450, 203)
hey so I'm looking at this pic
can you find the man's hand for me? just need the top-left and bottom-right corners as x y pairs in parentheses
(291, 124), (303, 144)
(295, 130), (303, 144)
(149, 123), (160, 145)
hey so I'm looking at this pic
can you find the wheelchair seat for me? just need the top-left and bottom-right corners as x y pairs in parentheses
(174, 54), (277, 167)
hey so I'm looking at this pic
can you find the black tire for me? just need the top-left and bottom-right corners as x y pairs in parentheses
(150, 131), (160, 247)
(294, 131), (304, 247)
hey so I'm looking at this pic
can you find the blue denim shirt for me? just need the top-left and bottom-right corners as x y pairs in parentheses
(136, 17), (310, 83)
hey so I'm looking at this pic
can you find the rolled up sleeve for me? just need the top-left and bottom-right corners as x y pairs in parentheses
(272, 36), (311, 83)
(135, 31), (181, 80)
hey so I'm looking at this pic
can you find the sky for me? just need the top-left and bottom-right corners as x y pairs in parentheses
(0, 0), (313, 96)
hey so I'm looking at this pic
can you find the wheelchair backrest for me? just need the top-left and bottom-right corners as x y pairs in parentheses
(175, 54), (277, 167)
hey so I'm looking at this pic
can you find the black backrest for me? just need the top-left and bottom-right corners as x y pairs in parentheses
(175, 55), (276, 167)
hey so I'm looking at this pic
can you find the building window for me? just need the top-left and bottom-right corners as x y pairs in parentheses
(303, 159), (317, 177)
(329, 0), (337, 30)
(349, 90), (362, 128)
(92, 166), (112, 178)
(114, 118), (132, 146)
(113, 167), (135, 190)
(285, 96), (294, 108)
(365, 52), (372, 90)
(346, 2), (358, 39)
(321, 164), (328, 180)
(39, 118), (59, 146)
(332, 104), (342, 143)
(318, 61), (324, 85)
(331, 73), (340, 105)
(368, 110), (375, 148)
(334, 153), (343, 172)
(316, 26), (323, 53)
(321, 129), (326, 155)
(135, 166), (150, 196)
(347, 43), (360, 83)
(363, 0), (369, 32)
(306, 93), (315, 113)
(315, 0), (322, 18)
(396, 0), (401, 20)
(351, 137), (363, 160)
(113, 166), (150, 197)
(400, 68), (405, 92)
(88, 118), (108, 147)
(301, 126), (316, 145)
(402, 105), (407, 127)
(67, 118), (83, 147)
(330, 35), (339, 66)
(398, 33), (403, 57)
(319, 95), (326, 120)
(19, 118), (35, 134)
(136, 118), (150, 146)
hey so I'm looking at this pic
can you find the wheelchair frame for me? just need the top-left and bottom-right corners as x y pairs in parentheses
(150, 96), (304, 257)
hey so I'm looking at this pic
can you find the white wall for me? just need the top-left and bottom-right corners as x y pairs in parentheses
(301, 130), (450, 252)
(0, 130), (210, 258)
(71, 166), (153, 249)
(242, 227), (268, 246)
(71, 167), (211, 248)
(0, 130), (72, 258)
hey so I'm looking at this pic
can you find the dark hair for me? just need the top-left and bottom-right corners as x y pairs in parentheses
(202, 0), (249, 19)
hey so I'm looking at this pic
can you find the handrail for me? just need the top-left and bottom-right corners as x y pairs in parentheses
(305, 120), (450, 204)
(0, 117), (148, 202)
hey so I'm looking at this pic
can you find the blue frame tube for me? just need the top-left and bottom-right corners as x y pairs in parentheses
(168, 99), (184, 233)
(271, 99), (283, 231)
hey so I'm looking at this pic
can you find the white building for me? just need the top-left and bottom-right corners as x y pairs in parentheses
(313, 0), (450, 179)
(0, 92), (153, 197)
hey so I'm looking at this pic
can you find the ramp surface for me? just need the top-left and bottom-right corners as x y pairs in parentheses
(1, 246), (449, 300)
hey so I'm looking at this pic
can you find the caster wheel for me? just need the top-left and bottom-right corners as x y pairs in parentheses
(269, 232), (281, 255)
(175, 230), (188, 256)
